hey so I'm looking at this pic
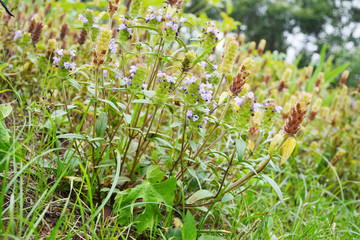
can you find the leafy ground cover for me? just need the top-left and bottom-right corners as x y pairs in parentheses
(0, 0), (359, 239)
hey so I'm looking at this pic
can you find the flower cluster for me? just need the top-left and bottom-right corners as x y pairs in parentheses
(53, 49), (77, 78)
(117, 16), (137, 41)
(145, 6), (164, 24)
(186, 109), (208, 128)
(200, 22), (220, 50)
(124, 64), (147, 91)
(154, 71), (176, 103)
(181, 77), (213, 106)
(78, 9), (95, 29)
(162, 13), (186, 40)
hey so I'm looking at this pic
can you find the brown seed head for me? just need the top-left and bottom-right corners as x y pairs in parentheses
(283, 91), (312, 136)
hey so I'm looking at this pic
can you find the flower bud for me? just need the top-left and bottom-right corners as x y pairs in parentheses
(339, 70), (349, 85)
(312, 98), (323, 113)
(238, 33), (245, 45)
(330, 149), (345, 166)
(305, 66), (313, 80)
(181, 50), (196, 72)
(247, 41), (256, 55)
(219, 37), (239, 74)
(320, 106), (329, 121)
(48, 39), (57, 52)
(257, 39), (266, 55)
(315, 72), (324, 87)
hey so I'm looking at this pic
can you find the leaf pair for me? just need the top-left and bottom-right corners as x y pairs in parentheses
(269, 131), (297, 165)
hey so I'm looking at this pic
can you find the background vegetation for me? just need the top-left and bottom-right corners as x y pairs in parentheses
(0, 0), (359, 239)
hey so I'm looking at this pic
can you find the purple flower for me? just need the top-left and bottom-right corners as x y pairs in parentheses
(56, 49), (64, 57)
(119, 24), (127, 30)
(130, 65), (137, 74)
(149, 14), (155, 20)
(253, 103), (262, 111)
(13, 30), (23, 41)
(52, 56), (60, 64)
(187, 110), (193, 119)
(156, 15), (162, 22)
(275, 106), (283, 113)
(246, 91), (254, 99)
(179, 17), (186, 23)
(78, 14), (88, 24)
(157, 70), (166, 78)
(171, 24), (179, 31)
(234, 96), (244, 106)
(109, 38), (117, 54)
(103, 70), (108, 78)
(64, 62), (71, 69)
(70, 50), (76, 57)
(192, 115), (199, 122)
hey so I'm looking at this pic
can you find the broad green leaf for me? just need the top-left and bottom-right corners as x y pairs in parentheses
(143, 90), (156, 98)
(0, 103), (12, 120)
(221, 193), (234, 203)
(114, 177), (176, 233)
(182, 211), (197, 240)
(262, 174), (284, 203)
(186, 190), (214, 204)
(235, 137), (246, 162)
(98, 99), (121, 112)
(146, 165), (164, 183)
(0, 121), (10, 143)
(67, 78), (81, 90)
(51, 110), (67, 119)
(170, 121), (182, 128)
(95, 112), (108, 137)
(123, 113), (132, 124)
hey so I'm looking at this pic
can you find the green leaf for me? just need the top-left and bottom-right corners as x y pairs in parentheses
(0, 121), (10, 143)
(98, 99), (121, 112)
(182, 211), (197, 240)
(114, 177), (176, 233)
(306, 44), (327, 91)
(262, 174), (284, 203)
(199, 235), (226, 240)
(95, 112), (108, 137)
(192, 38), (224, 67)
(143, 90), (156, 98)
(0, 103), (12, 120)
(235, 137), (246, 162)
(132, 99), (153, 104)
(146, 165), (164, 183)
(67, 78), (81, 90)
(123, 113), (132, 125)
(170, 121), (182, 128)
(51, 110), (67, 119)
(186, 190), (214, 204)
(57, 134), (86, 140)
